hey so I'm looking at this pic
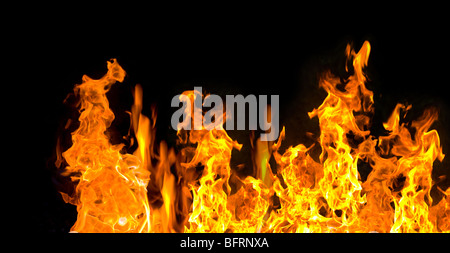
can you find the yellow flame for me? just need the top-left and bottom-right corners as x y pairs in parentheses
(58, 41), (449, 233)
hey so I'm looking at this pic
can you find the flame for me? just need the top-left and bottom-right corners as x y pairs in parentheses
(388, 107), (445, 232)
(58, 59), (151, 233)
(58, 41), (449, 233)
(175, 90), (242, 232)
(264, 41), (448, 232)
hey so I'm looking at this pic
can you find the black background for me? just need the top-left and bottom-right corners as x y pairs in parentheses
(19, 4), (450, 243)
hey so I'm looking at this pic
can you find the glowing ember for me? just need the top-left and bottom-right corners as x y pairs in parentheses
(57, 41), (449, 233)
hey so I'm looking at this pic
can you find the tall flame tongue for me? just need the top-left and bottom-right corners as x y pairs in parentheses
(176, 90), (242, 232)
(174, 90), (272, 232)
(59, 59), (151, 233)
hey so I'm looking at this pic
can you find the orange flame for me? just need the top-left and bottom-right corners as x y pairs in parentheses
(58, 41), (449, 233)
(58, 59), (151, 232)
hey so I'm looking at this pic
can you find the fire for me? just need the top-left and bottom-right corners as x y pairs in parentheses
(176, 90), (244, 232)
(57, 59), (151, 232)
(57, 41), (450, 233)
